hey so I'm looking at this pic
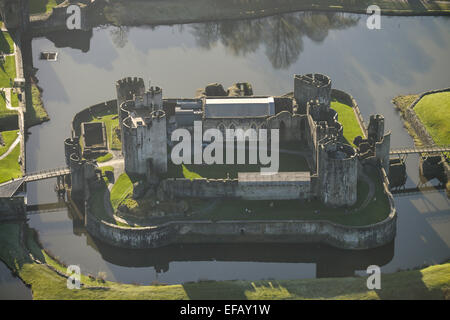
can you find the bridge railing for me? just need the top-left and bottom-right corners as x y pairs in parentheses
(390, 145), (450, 154)
(25, 166), (70, 179)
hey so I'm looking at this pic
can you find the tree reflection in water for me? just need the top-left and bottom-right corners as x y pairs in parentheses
(190, 12), (359, 69)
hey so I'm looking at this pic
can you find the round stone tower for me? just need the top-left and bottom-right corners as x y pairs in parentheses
(294, 73), (332, 109)
(64, 137), (80, 166)
(69, 153), (85, 200)
(318, 141), (358, 207)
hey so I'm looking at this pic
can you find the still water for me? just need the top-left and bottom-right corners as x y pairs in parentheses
(20, 12), (450, 284)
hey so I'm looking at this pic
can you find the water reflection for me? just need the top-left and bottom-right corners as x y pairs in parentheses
(26, 12), (450, 284)
(190, 12), (359, 69)
(0, 262), (32, 300)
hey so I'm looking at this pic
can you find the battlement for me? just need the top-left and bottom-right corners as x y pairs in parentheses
(294, 73), (332, 109)
(295, 73), (331, 88)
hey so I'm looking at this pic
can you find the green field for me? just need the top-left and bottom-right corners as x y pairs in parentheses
(0, 129), (18, 156)
(0, 142), (22, 184)
(110, 173), (134, 211)
(89, 114), (121, 150)
(24, 84), (50, 128)
(97, 152), (113, 163)
(0, 223), (448, 300)
(414, 92), (450, 145)
(0, 55), (16, 88)
(331, 99), (365, 147)
(0, 31), (14, 54)
(166, 150), (310, 179)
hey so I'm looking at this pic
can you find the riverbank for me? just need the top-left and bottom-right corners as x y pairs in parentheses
(392, 88), (450, 196)
(0, 222), (448, 300)
(29, 0), (450, 35)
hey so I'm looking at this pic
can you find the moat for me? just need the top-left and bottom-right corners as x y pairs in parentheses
(1, 12), (448, 293)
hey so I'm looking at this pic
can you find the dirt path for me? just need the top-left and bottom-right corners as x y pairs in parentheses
(0, 132), (20, 160)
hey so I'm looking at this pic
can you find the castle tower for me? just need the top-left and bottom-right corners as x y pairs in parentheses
(69, 153), (86, 200)
(64, 137), (81, 166)
(367, 114), (385, 144)
(294, 73), (332, 109)
(122, 109), (168, 177)
(318, 141), (358, 207)
(368, 114), (391, 175)
(116, 77), (145, 115)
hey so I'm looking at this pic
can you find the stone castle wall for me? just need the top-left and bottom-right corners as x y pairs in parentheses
(85, 164), (396, 250)
(331, 89), (367, 138)
(159, 176), (311, 200)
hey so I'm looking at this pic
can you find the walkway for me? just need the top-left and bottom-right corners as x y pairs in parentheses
(390, 145), (450, 155)
(0, 133), (20, 160)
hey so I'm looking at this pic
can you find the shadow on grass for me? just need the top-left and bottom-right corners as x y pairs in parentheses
(183, 280), (248, 300)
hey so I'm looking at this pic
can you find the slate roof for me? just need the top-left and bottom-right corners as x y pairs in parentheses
(204, 97), (275, 119)
(0, 178), (24, 198)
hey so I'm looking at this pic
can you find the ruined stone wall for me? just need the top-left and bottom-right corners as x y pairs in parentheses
(237, 179), (311, 200)
(331, 89), (367, 138)
(160, 178), (238, 198)
(71, 100), (116, 137)
(266, 111), (304, 141)
(375, 132), (391, 175)
(160, 176), (311, 200)
(85, 182), (396, 250)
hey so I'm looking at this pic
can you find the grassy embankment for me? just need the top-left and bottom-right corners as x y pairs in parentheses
(0, 222), (449, 300)
(25, 82), (50, 128)
(392, 92), (450, 147)
(29, 0), (65, 15)
(0, 140), (21, 183)
(414, 92), (450, 146)
(0, 31), (20, 183)
(392, 91), (450, 195)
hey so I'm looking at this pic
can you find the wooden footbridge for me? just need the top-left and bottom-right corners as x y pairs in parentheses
(0, 167), (69, 198)
(389, 145), (450, 156)
(24, 167), (70, 182)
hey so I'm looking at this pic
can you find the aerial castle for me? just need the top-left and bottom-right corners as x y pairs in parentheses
(106, 73), (391, 207)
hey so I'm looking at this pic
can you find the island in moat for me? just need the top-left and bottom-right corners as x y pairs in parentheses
(61, 73), (397, 250)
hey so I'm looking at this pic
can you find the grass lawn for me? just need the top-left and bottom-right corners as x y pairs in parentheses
(0, 223), (449, 300)
(29, 0), (64, 15)
(0, 129), (18, 156)
(0, 142), (22, 183)
(0, 55), (16, 88)
(90, 114), (121, 150)
(0, 90), (17, 117)
(167, 150), (310, 179)
(97, 152), (113, 163)
(0, 31), (14, 54)
(414, 92), (450, 145)
(110, 173), (134, 211)
(331, 99), (364, 147)
(182, 168), (389, 226)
